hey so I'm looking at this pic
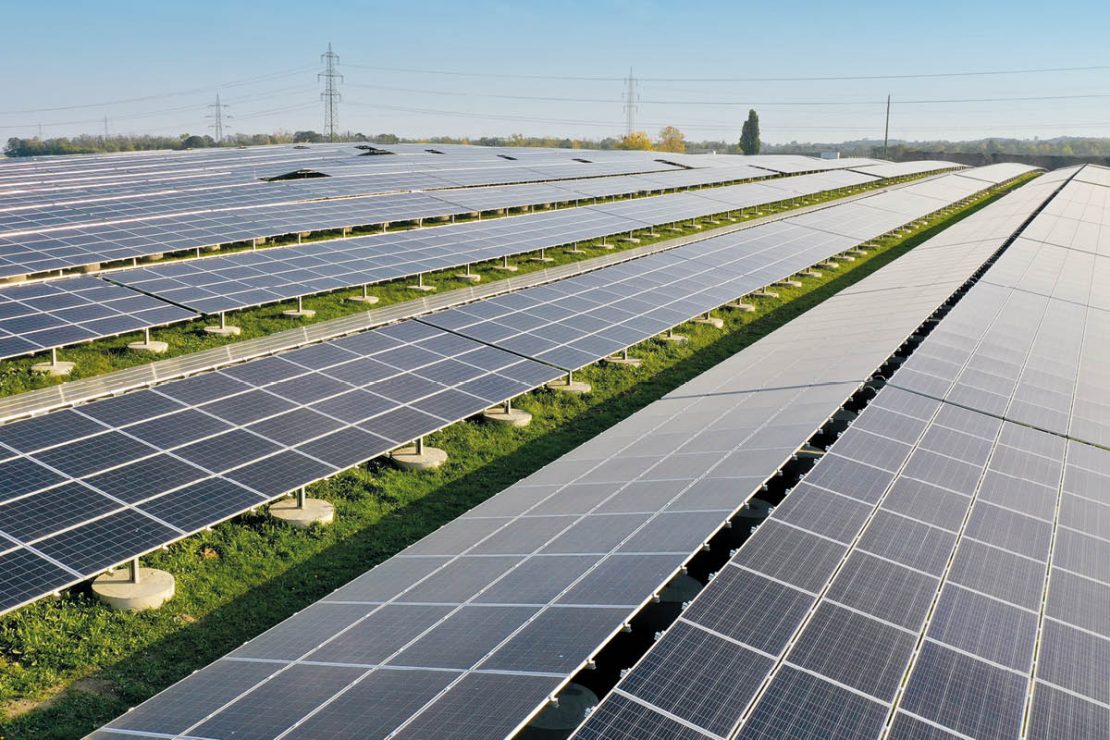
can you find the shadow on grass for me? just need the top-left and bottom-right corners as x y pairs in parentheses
(1, 184), (1012, 738)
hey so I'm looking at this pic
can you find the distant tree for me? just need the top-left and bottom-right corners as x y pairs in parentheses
(739, 109), (761, 155)
(292, 130), (325, 143)
(180, 134), (214, 149)
(373, 133), (400, 144)
(618, 131), (654, 151)
(656, 126), (686, 153)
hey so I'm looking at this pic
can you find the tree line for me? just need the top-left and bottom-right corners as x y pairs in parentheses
(10, 110), (1110, 161)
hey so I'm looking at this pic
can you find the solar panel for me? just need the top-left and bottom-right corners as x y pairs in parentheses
(0, 276), (196, 360)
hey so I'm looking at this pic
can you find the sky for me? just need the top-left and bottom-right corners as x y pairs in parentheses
(2, 0), (1109, 144)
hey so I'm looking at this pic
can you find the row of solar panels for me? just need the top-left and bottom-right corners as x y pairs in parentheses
(0, 164), (1024, 620)
(0, 167), (888, 361)
(88, 166), (1066, 740)
(579, 165), (1110, 739)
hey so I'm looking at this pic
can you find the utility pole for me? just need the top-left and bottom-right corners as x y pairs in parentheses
(883, 94), (891, 158)
(319, 43), (343, 142)
(622, 67), (639, 137)
(103, 114), (110, 139)
(207, 93), (230, 142)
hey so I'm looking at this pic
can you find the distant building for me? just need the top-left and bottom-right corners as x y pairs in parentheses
(818, 151), (840, 159)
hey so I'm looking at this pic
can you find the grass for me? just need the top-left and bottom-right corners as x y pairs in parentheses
(0, 171), (938, 400)
(0, 175), (1032, 738)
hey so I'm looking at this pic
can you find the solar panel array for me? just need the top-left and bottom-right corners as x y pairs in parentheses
(0, 144), (912, 279)
(103, 170), (883, 315)
(0, 166), (1023, 617)
(91, 168), (1063, 740)
(419, 170), (1030, 372)
(0, 169), (885, 361)
(578, 166), (1110, 739)
(0, 163), (767, 279)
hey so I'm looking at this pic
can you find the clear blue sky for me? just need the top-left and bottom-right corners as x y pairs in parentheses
(2, 0), (1109, 144)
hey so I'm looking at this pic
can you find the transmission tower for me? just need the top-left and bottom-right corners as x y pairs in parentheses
(207, 93), (231, 142)
(622, 68), (639, 137)
(319, 43), (343, 142)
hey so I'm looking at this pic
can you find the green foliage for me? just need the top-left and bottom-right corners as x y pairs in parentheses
(739, 109), (761, 155)
(292, 130), (325, 143)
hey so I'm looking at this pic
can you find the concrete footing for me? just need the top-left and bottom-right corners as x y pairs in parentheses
(622, 237), (642, 244)
(409, 283), (437, 292)
(496, 263), (520, 272)
(391, 445), (448, 470)
(127, 340), (169, 354)
(546, 378), (592, 394)
(31, 360), (75, 376)
(348, 294), (380, 305)
(604, 354), (643, 368)
(283, 308), (317, 319)
(823, 261), (840, 269)
(456, 272), (481, 283)
(482, 406), (533, 427)
(840, 254), (857, 262)
(694, 316), (725, 329)
(660, 332), (689, 344)
(78, 263), (101, 274)
(566, 248), (587, 255)
(728, 302), (756, 312)
(775, 279), (802, 288)
(92, 567), (175, 612)
(800, 270), (822, 278)
(271, 497), (334, 528)
(530, 256), (555, 263)
(753, 290), (780, 300)
(204, 324), (241, 336)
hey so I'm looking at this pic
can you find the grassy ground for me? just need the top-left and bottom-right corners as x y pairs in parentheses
(0, 172), (935, 399)
(0, 176), (1031, 738)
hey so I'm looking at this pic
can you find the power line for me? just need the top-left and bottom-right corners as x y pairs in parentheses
(342, 61), (1110, 83)
(342, 81), (1110, 107)
(319, 43), (343, 141)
